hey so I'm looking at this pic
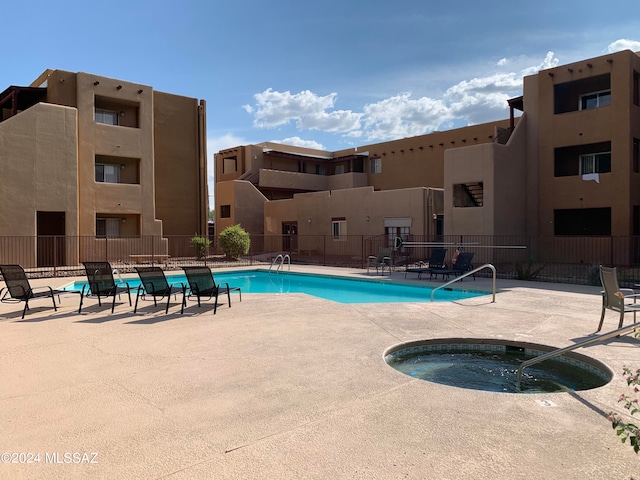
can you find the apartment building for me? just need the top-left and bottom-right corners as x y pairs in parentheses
(0, 69), (208, 267)
(215, 49), (640, 264)
(214, 121), (512, 243)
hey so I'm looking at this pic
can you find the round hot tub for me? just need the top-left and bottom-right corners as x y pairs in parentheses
(384, 338), (613, 394)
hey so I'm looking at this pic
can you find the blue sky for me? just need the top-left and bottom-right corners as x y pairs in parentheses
(4, 0), (640, 201)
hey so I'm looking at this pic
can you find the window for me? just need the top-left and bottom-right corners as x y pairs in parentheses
(334, 165), (345, 175)
(554, 74), (610, 114)
(370, 158), (382, 174)
(220, 205), (231, 218)
(315, 164), (326, 175)
(223, 156), (237, 174)
(579, 152), (611, 174)
(386, 226), (409, 248)
(96, 218), (121, 237)
(95, 108), (119, 125)
(554, 208), (611, 236)
(554, 142), (611, 177)
(579, 90), (611, 110)
(453, 183), (483, 207)
(95, 164), (120, 183)
(331, 217), (347, 240)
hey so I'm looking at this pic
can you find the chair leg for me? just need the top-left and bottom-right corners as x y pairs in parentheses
(111, 294), (117, 313)
(226, 289), (231, 308)
(213, 291), (218, 314)
(165, 295), (171, 314)
(619, 310), (625, 329)
(134, 287), (142, 313)
(596, 307), (606, 332)
(22, 301), (29, 319)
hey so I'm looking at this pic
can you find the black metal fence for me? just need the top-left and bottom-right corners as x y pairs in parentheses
(1, 234), (640, 286)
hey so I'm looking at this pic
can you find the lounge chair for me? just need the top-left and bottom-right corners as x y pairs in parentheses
(0, 264), (64, 319)
(367, 247), (392, 275)
(405, 248), (447, 279)
(134, 267), (187, 314)
(596, 266), (640, 332)
(78, 262), (132, 313)
(182, 266), (241, 314)
(430, 252), (476, 280)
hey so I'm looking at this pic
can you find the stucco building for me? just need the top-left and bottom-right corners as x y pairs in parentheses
(214, 49), (640, 265)
(0, 69), (208, 267)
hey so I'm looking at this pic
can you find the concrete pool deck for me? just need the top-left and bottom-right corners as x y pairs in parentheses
(1, 265), (639, 479)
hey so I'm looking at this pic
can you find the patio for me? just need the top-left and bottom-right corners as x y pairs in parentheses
(1, 266), (638, 479)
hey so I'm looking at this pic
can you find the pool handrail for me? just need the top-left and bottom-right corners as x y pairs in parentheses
(515, 321), (640, 391)
(269, 254), (291, 273)
(430, 263), (496, 303)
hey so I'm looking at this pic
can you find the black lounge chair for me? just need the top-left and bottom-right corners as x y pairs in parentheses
(431, 252), (476, 280)
(182, 266), (242, 314)
(405, 248), (448, 279)
(134, 267), (187, 314)
(597, 266), (640, 332)
(79, 262), (132, 313)
(0, 264), (64, 319)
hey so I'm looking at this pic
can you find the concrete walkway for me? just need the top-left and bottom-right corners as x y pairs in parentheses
(1, 266), (639, 479)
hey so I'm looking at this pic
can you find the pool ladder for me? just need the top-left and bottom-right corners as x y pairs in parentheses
(269, 254), (290, 273)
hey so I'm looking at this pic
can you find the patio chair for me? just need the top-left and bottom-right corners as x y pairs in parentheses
(78, 262), (132, 313)
(405, 248), (447, 279)
(182, 266), (242, 314)
(0, 264), (64, 319)
(134, 267), (187, 314)
(596, 266), (640, 332)
(431, 252), (476, 280)
(367, 247), (392, 275)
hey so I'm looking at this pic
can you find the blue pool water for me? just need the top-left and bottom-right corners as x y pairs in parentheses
(63, 269), (487, 304)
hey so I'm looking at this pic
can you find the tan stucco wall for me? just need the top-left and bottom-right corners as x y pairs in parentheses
(0, 103), (78, 236)
(526, 49), (640, 237)
(0, 103), (78, 265)
(154, 92), (207, 236)
(264, 186), (441, 238)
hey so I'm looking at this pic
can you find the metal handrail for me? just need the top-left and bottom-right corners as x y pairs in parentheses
(268, 254), (291, 273)
(430, 263), (496, 303)
(515, 321), (640, 390)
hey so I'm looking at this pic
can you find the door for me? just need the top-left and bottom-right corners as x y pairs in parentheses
(282, 222), (298, 252)
(37, 211), (66, 267)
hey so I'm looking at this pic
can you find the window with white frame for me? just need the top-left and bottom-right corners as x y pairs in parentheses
(96, 218), (121, 237)
(95, 164), (121, 183)
(579, 152), (611, 174)
(579, 90), (611, 110)
(370, 157), (382, 174)
(95, 108), (120, 125)
(332, 217), (347, 240)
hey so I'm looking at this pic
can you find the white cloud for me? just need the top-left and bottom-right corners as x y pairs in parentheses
(521, 51), (560, 76)
(248, 88), (363, 134)
(497, 58), (507, 66)
(275, 136), (325, 150)
(607, 39), (640, 53)
(362, 93), (453, 141)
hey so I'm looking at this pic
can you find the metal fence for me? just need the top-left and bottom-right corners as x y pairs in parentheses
(1, 234), (640, 286)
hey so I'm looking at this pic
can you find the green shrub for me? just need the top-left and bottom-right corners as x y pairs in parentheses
(218, 224), (250, 260)
(514, 259), (546, 280)
(190, 235), (211, 260)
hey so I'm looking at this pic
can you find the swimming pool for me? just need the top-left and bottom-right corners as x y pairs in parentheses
(63, 269), (488, 304)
